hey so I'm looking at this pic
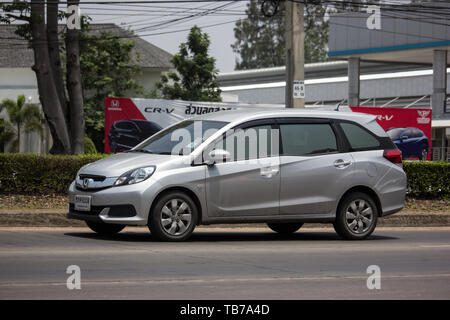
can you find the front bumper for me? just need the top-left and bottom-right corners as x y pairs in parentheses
(67, 180), (158, 225)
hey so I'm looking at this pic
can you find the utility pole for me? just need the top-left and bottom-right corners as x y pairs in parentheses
(285, 0), (305, 108)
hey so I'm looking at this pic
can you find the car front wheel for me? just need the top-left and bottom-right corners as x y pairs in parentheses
(148, 191), (198, 242)
(333, 192), (378, 240)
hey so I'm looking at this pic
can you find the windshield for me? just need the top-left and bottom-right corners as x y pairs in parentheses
(386, 128), (405, 140)
(130, 120), (228, 155)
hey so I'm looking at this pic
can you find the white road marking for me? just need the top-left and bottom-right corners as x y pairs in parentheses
(420, 244), (450, 248)
(2, 273), (450, 288)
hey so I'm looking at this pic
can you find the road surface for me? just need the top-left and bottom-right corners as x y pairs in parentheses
(1, 227), (450, 299)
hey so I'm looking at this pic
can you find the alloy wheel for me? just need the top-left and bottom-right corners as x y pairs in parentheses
(160, 199), (192, 236)
(345, 199), (374, 234)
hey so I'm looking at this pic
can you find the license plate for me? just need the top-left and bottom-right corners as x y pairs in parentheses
(74, 195), (91, 211)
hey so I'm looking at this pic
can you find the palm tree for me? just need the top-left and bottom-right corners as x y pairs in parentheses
(0, 95), (44, 153)
(0, 119), (15, 152)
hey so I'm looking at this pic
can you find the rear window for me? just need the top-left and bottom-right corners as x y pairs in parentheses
(387, 128), (404, 140)
(340, 122), (380, 150)
(280, 123), (338, 156)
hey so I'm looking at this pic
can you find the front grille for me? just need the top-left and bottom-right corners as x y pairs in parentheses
(79, 174), (106, 182)
(75, 176), (116, 191)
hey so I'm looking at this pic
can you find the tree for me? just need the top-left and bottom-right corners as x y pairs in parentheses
(0, 95), (44, 152)
(0, 119), (15, 153)
(232, 0), (330, 70)
(65, 0), (85, 155)
(0, 0), (84, 154)
(79, 26), (144, 151)
(157, 26), (222, 102)
(232, 0), (285, 70)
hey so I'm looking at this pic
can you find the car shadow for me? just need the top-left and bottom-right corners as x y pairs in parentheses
(64, 229), (397, 242)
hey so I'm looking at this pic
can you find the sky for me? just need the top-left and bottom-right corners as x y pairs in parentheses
(79, 0), (250, 73)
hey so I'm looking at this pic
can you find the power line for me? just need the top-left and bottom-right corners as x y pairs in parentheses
(1, 0), (450, 48)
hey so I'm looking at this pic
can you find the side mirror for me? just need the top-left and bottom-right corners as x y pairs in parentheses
(400, 135), (408, 141)
(204, 149), (231, 165)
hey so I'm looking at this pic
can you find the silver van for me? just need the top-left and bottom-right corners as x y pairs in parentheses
(68, 109), (406, 241)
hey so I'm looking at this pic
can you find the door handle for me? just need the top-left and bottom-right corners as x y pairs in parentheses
(260, 167), (279, 178)
(334, 159), (351, 168)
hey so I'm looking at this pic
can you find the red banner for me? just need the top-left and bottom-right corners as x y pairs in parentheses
(350, 106), (432, 160)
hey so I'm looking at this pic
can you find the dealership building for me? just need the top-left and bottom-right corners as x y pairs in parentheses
(218, 4), (450, 161)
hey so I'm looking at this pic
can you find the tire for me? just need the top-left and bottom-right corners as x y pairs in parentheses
(85, 221), (125, 235)
(333, 192), (378, 240)
(267, 223), (303, 234)
(148, 191), (198, 242)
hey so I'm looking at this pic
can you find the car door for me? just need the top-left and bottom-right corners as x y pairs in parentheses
(205, 120), (280, 217)
(278, 119), (353, 215)
(399, 128), (415, 158)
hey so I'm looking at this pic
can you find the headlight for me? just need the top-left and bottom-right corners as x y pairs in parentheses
(114, 166), (156, 186)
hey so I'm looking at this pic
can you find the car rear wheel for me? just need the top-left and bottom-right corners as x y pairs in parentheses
(85, 221), (125, 235)
(333, 192), (378, 240)
(148, 191), (198, 242)
(267, 223), (303, 234)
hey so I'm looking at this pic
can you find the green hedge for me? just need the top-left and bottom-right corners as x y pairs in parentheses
(84, 137), (98, 154)
(403, 161), (450, 199)
(0, 154), (449, 198)
(0, 153), (108, 194)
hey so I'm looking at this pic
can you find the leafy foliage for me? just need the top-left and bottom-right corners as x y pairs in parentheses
(0, 95), (44, 152)
(0, 153), (108, 194)
(157, 26), (221, 102)
(0, 119), (15, 152)
(84, 136), (97, 154)
(232, 0), (330, 70)
(403, 161), (450, 199)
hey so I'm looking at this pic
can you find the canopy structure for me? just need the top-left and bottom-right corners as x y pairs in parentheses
(328, 3), (450, 121)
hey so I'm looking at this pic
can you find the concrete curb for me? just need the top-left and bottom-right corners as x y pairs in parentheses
(0, 212), (449, 228)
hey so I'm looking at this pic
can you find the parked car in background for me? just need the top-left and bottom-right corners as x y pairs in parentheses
(386, 127), (429, 160)
(108, 119), (162, 152)
(69, 109), (406, 241)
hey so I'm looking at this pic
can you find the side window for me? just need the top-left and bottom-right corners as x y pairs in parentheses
(340, 122), (380, 150)
(402, 129), (413, 138)
(215, 124), (273, 161)
(280, 123), (338, 156)
(116, 122), (137, 131)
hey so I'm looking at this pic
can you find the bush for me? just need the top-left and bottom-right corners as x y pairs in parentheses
(403, 161), (450, 199)
(0, 153), (108, 194)
(84, 136), (97, 154)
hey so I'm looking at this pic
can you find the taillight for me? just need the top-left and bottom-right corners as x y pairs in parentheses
(383, 149), (402, 164)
